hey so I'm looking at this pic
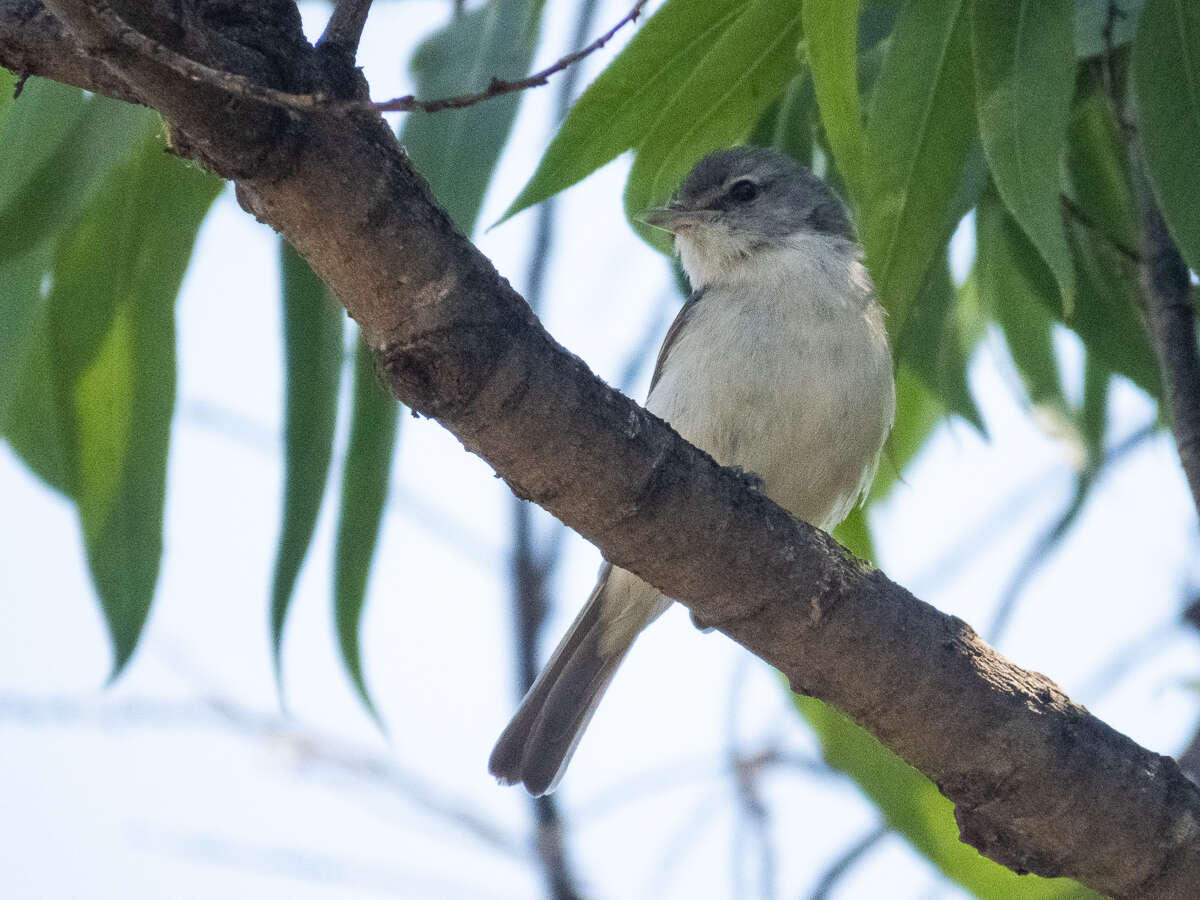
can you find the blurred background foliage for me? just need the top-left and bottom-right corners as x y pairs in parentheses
(1, 0), (1198, 897)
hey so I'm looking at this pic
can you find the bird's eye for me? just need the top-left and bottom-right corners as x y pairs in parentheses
(728, 179), (759, 203)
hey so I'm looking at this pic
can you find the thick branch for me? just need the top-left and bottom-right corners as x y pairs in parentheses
(5, 3), (1200, 896)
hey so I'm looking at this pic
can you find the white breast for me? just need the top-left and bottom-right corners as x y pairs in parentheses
(647, 232), (895, 532)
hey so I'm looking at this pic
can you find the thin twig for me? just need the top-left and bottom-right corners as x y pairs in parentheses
(500, 4), (607, 894)
(62, 0), (649, 115)
(806, 824), (890, 900)
(0, 689), (522, 854)
(317, 0), (375, 57)
(985, 421), (1159, 644)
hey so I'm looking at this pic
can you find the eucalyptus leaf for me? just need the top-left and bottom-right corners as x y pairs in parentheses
(624, 0), (804, 247)
(860, 0), (976, 332)
(5, 134), (221, 675)
(770, 73), (817, 169)
(0, 241), (54, 427)
(803, 0), (865, 203)
(334, 340), (400, 721)
(0, 89), (155, 265)
(897, 261), (985, 432)
(270, 241), (345, 686)
(975, 185), (1067, 412)
(1075, 0), (1146, 59)
(500, 0), (748, 223)
(404, 0), (545, 234)
(1133, 0), (1200, 272)
(796, 695), (1100, 899)
(973, 0), (1076, 315)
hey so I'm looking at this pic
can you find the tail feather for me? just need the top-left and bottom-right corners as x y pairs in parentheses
(489, 564), (664, 796)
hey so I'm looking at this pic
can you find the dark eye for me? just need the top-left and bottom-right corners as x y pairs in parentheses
(728, 179), (759, 203)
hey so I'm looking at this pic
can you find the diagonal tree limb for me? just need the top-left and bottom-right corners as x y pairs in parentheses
(5, 3), (1200, 896)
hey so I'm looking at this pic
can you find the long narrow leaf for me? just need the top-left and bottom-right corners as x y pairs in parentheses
(0, 90), (154, 264)
(803, 0), (865, 202)
(270, 242), (345, 685)
(897, 262), (985, 431)
(404, 0), (545, 233)
(5, 134), (221, 674)
(860, 0), (976, 331)
(334, 341), (400, 720)
(624, 0), (804, 244)
(0, 242), (54, 426)
(976, 184), (1067, 412)
(500, 0), (747, 223)
(796, 696), (1099, 899)
(973, 0), (1076, 315)
(1133, 0), (1200, 273)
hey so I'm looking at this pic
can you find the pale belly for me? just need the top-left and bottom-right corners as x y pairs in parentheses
(645, 291), (894, 533)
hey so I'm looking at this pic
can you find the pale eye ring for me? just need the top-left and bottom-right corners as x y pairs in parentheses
(728, 179), (759, 203)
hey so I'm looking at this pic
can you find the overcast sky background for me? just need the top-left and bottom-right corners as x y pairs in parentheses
(2, 2), (1199, 898)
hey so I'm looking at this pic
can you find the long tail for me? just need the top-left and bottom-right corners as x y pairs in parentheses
(489, 564), (666, 796)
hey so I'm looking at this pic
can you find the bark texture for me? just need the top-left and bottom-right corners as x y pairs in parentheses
(3, 3), (1200, 895)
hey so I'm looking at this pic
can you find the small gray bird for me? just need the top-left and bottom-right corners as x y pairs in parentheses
(489, 146), (896, 796)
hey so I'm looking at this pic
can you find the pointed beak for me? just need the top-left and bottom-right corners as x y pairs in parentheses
(638, 204), (703, 234)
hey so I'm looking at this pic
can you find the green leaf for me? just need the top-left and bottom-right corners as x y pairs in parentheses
(404, 0), (545, 233)
(1080, 352), (1110, 458)
(1075, 0), (1146, 59)
(770, 73), (817, 168)
(0, 241), (54, 427)
(973, 0), (1076, 316)
(976, 184), (1067, 411)
(896, 261), (986, 432)
(1133, 0), (1200, 273)
(500, 0), (748, 223)
(860, 0), (977, 332)
(833, 505), (875, 563)
(270, 241), (345, 686)
(836, 366), (947, 567)
(334, 340), (400, 721)
(0, 87), (156, 265)
(0, 77), (84, 211)
(1067, 212), (1161, 396)
(803, 0), (865, 202)
(624, 0), (804, 243)
(795, 695), (1100, 899)
(0, 68), (14, 122)
(5, 135), (222, 675)
(1066, 90), (1138, 258)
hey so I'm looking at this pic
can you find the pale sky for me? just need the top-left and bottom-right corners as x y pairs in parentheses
(1, 2), (1198, 898)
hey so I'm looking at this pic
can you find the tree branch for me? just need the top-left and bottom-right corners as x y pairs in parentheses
(318, 0), (373, 59)
(1135, 187), (1200, 517)
(5, 3), (1200, 896)
(4, 0), (650, 116)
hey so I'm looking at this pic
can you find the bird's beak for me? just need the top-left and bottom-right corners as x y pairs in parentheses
(639, 204), (703, 234)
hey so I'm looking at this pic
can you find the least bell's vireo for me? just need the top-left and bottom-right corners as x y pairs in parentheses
(490, 146), (896, 796)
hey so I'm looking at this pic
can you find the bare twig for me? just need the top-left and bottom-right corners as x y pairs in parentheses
(49, 0), (649, 115)
(806, 824), (890, 900)
(20, 2), (1200, 893)
(317, 0), (374, 57)
(0, 689), (522, 854)
(373, 0), (647, 113)
(499, 5), (607, 895)
(986, 421), (1159, 644)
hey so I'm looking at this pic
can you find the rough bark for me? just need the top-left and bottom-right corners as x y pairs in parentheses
(3, 3), (1199, 896)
